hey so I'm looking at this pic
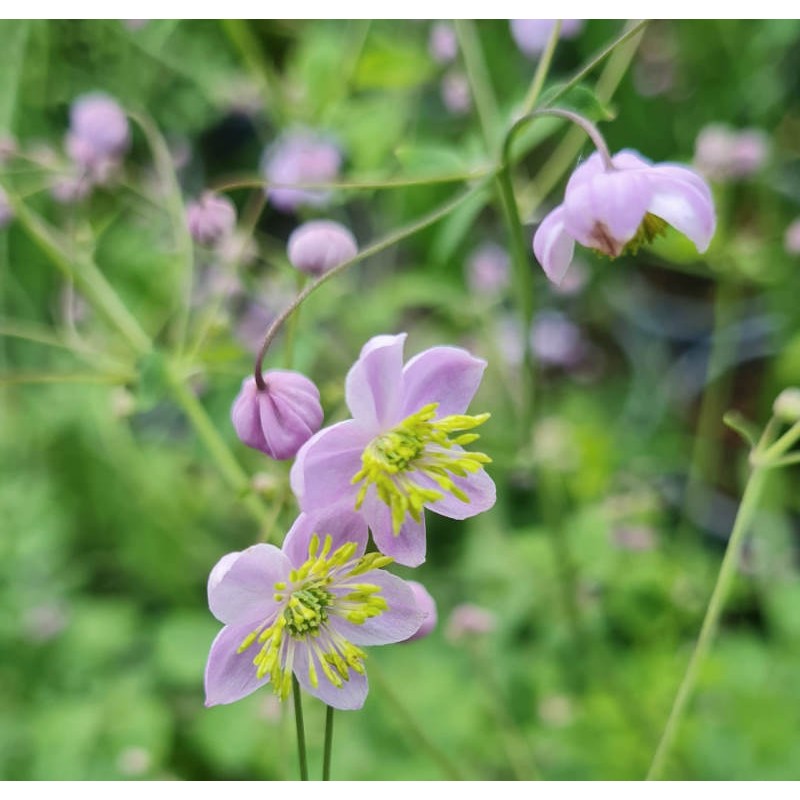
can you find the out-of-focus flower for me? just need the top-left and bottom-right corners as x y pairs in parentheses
(784, 218), (800, 256)
(65, 93), (130, 181)
(123, 19), (149, 31)
(532, 416), (579, 472)
(612, 524), (657, 552)
(262, 130), (341, 212)
(403, 582), (438, 641)
(50, 174), (92, 204)
(445, 603), (496, 641)
(694, 124), (769, 182)
(440, 71), (472, 114)
(204, 509), (423, 710)
(0, 134), (17, 164)
(773, 387), (800, 422)
(534, 149), (715, 284)
(116, 746), (151, 777)
(466, 242), (510, 297)
(429, 22), (458, 63)
(291, 334), (495, 567)
(538, 694), (574, 727)
(231, 371), (324, 460)
(0, 187), (13, 229)
(510, 19), (584, 57)
(287, 220), (358, 277)
(530, 310), (586, 368)
(186, 191), (237, 247)
(22, 603), (69, 643)
(550, 257), (588, 295)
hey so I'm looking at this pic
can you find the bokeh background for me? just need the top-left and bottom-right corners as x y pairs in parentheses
(1, 19), (800, 780)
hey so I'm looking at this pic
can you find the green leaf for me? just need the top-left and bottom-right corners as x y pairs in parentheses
(539, 82), (616, 123)
(354, 35), (434, 90)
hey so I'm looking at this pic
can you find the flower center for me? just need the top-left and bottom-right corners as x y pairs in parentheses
(351, 402), (491, 534)
(237, 534), (393, 699)
(590, 212), (668, 258)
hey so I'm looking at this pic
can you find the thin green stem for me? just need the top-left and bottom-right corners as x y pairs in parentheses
(292, 676), (309, 781)
(283, 274), (306, 370)
(520, 20), (562, 116)
(646, 466), (769, 780)
(322, 705), (335, 781)
(759, 419), (800, 463)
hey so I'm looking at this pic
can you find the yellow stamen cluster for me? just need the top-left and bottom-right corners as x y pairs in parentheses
(237, 533), (393, 700)
(351, 402), (491, 534)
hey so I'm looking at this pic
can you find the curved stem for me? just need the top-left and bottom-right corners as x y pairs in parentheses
(292, 676), (309, 781)
(253, 180), (488, 387)
(322, 704), (335, 781)
(646, 466), (769, 780)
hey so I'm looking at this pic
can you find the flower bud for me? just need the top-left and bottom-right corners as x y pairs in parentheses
(429, 22), (458, 63)
(784, 219), (800, 256)
(440, 71), (471, 114)
(287, 220), (358, 276)
(231, 371), (324, 460)
(510, 19), (584, 58)
(445, 603), (496, 642)
(186, 192), (237, 247)
(403, 581), (438, 642)
(773, 388), (800, 423)
(66, 93), (130, 173)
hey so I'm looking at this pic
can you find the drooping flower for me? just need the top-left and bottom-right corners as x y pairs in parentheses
(291, 334), (495, 567)
(510, 19), (584, 58)
(429, 22), (458, 64)
(694, 124), (768, 182)
(65, 93), (130, 181)
(186, 191), (237, 247)
(533, 149), (715, 285)
(204, 508), (424, 710)
(403, 581), (438, 642)
(231, 371), (324, 460)
(262, 130), (342, 212)
(287, 220), (358, 276)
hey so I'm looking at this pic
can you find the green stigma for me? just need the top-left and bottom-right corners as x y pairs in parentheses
(351, 402), (491, 535)
(624, 212), (668, 255)
(237, 533), (393, 700)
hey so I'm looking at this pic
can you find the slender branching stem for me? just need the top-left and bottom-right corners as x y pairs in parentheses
(292, 677), (309, 781)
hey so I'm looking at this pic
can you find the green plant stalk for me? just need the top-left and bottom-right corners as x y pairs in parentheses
(646, 465), (769, 780)
(322, 705), (335, 781)
(520, 20), (562, 116)
(292, 677), (309, 781)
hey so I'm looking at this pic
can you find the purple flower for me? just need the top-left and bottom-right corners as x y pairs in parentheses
(785, 218), (800, 256)
(694, 124), (768, 181)
(533, 149), (715, 284)
(204, 508), (424, 710)
(510, 19), (584, 57)
(445, 603), (496, 642)
(429, 22), (458, 64)
(291, 334), (495, 567)
(466, 242), (510, 297)
(231, 371), (324, 460)
(287, 220), (358, 277)
(530, 311), (586, 368)
(440, 71), (472, 115)
(0, 187), (13, 229)
(186, 191), (237, 247)
(403, 581), (438, 642)
(65, 93), (130, 180)
(262, 131), (342, 212)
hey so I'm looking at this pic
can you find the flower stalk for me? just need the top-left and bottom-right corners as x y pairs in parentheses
(292, 676), (309, 781)
(322, 705), (335, 781)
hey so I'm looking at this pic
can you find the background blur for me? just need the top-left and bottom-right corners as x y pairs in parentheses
(1, 19), (800, 780)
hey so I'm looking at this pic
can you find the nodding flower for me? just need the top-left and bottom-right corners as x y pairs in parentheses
(186, 192), (237, 247)
(287, 220), (358, 277)
(65, 93), (130, 181)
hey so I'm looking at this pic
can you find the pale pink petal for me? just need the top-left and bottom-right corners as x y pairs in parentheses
(292, 645), (369, 710)
(282, 508), (369, 568)
(362, 487), (427, 567)
(403, 581), (438, 642)
(533, 206), (576, 284)
(204, 622), (271, 706)
(419, 466), (496, 520)
(401, 346), (487, 418)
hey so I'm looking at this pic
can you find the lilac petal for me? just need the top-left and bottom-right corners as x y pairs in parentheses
(564, 151), (606, 193)
(290, 419), (371, 510)
(419, 465), (496, 520)
(204, 622), (271, 706)
(292, 643), (369, 710)
(208, 544), (290, 626)
(344, 333), (407, 429)
(282, 508), (369, 568)
(646, 166), (716, 252)
(401, 346), (486, 419)
(564, 167), (653, 253)
(230, 379), (269, 452)
(330, 569), (424, 645)
(533, 206), (576, 285)
(404, 581), (438, 642)
(611, 149), (652, 171)
(362, 487), (427, 567)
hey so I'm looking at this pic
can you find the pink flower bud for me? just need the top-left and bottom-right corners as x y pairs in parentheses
(445, 603), (496, 642)
(231, 371), (324, 460)
(466, 242), (510, 296)
(66, 93), (130, 171)
(785, 218), (800, 256)
(403, 581), (438, 642)
(287, 220), (358, 276)
(440, 71), (471, 114)
(511, 19), (584, 58)
(186, 192), (237, 247)
(429, 22), (458, 63)
(694, 124), (768, 181)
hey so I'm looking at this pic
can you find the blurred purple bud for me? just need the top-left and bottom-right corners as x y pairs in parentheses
(0, 187), (13, 229)
(50, 174), (92, 204)
(287, 219), (358, 277)
(694, 124), (768, 181)
(0, 134), (18, 164)
(530, 310), (585, 368)
(466, 242), (510, 296)
(186, 191), (237, 247)
(123, 20), (149, 31)
(403, 581), (438, 642)
(429, 22), (458, 63)
(66, 93), (130, 174)
(231, 371), (324, 460)
(612, 524), (657, 552)
(510, 19), (584, 58)
(784, 218), (800, 256)
(441, 71), (472, 114)
(263, 131), (341, 212)
(446, 603), (496, 642)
